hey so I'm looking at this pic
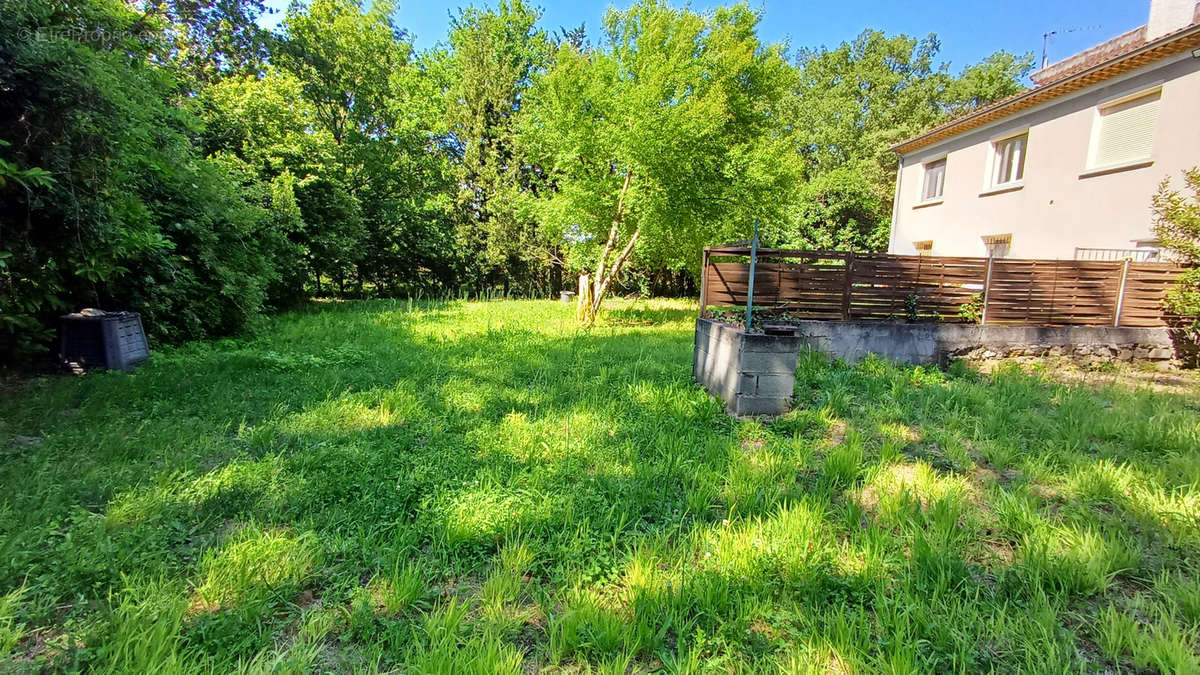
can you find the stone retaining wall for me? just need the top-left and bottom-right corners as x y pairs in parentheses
(787, 320), (1177, 367)
(693, 318), (1179, 416)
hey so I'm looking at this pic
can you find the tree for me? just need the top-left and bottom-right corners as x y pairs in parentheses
(276, 0), (456, 296)
(1153, 168), (1200, 366)
(519, 1), (800, 324)
(135, 0), (274, 85)
(784, 30), (1032, 250)
(0, 0), (285, 358)
(441, 0), (553, 294)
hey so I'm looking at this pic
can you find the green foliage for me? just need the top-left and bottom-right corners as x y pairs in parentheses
(275, 0), (460, 297)
(958, 293), (984, 323)
(782, 30), (1032, 251)
(443, 0), (554, 293)
(0, 0), (285, 357)
(520, 1), (801, 319)
(150, 0), (273, 85)
(1153, 168), (1200, 366)
(767, 167), (889, 251)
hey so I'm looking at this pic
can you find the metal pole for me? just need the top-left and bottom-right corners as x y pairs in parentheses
(981, 256), (993, 325)
(745, 221), (759, 332)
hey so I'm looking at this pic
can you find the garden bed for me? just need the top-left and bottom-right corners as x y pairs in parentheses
(693, 318), (801, 416)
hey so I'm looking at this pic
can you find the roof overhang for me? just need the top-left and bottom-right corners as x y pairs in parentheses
(891, 23), (1200, 156)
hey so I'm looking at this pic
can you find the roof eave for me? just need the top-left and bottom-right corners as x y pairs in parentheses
(890, 23), (1200, 156)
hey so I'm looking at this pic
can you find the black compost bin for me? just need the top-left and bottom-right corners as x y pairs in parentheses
(58, 311), (150, 372)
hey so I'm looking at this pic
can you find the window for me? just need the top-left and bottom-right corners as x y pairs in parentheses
(1088, 89), (1160, 169)
(990, 134), (1026, 187)
(982, 233), (1011, 258)
(921, 159), (946, 201)
(914, 240), (933, 257)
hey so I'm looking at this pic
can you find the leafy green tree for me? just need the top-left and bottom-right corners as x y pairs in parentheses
(441, 0), (553, 294)
(197, 68), (332, 175)
(784, 30), (1032, 250)
(0, 0), (283, 358)
(519, 0), (800, 323)
(1153, 168), (1200, 365)
(946, 51), (1034, 113)
(196, 69), (333, 301)
(137, 0), (274, 85)
(294, 174), (364, 295)
(276, 0), (456, 296)
(764, 167), (889, 251)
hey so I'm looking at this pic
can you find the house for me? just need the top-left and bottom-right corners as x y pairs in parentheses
(888, 0), (1200, 261)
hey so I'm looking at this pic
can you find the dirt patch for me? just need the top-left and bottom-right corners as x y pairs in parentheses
(825, 420), (847, 446)
(187, 595), (220, 617)
(294, 588), (318, 608)
(13, 628), (80, 668)
(740, 436), (766, 452)
(970, 358), (1199, 395)
(968, 456), (1022, 490)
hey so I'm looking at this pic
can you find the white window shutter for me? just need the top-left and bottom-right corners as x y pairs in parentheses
(1093, 91), (1160, 168)
(922, 159), (945, 200)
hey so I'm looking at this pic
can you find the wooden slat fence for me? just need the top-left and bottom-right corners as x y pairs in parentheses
(700, 247), (1186, 327)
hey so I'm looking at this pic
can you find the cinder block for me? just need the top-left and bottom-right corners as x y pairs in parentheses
(753, 374), (795, 398)
(737, 373), (757, 394)
(738, 349), (799, 375)
(742, 333), (803, 353)
(695, 318), (800, 417)
(732, 395), (791, 417)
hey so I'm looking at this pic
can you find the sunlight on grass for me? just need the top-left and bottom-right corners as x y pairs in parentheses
(191, 525), (320, 615)
(0, 298), (1197, 671)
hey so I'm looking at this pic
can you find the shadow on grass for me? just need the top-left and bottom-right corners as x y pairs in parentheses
(1, 299), (1198, 671)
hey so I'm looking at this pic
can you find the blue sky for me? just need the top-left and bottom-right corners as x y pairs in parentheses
(258, 0), (1151, 79)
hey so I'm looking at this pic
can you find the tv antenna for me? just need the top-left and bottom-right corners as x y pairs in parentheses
(1041, 25), (1102, 68)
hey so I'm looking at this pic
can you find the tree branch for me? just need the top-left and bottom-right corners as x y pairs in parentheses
(595, 169), (632, 285)
(592, 226), (640, 314)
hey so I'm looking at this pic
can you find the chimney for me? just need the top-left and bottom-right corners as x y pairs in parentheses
(1147, 0), (1197, 40)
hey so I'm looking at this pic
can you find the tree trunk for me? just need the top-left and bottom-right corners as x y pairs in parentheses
(591, 228), (639, 314)
(576, 273), (592, 324)
(579, 171), (635, 327)
(549, 246), (563, 297)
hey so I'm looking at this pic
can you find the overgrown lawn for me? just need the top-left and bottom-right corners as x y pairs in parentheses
(1, 299), (1198, 672)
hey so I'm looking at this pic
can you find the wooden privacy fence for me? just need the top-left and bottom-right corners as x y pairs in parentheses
(700, 246), (1185, 327)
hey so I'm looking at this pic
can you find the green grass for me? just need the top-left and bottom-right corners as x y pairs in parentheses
(1, 298), (1198, 672)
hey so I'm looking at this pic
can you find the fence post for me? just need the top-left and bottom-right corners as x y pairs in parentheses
(841, 251), (855, 320)
(1113, 258), (1131, 327)
(981, 256), (993, 325)
(699, 249), (710, 318)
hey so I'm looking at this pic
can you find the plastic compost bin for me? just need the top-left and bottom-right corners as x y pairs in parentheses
(58, 312), (150, 372)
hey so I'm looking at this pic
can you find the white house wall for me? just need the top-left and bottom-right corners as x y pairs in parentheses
(890, 55), (1200, 259)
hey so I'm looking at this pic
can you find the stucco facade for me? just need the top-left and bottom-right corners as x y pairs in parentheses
(889, 42), (1200, 260)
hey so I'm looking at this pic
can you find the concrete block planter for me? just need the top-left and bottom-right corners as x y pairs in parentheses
(693, 318), (800, 417)
(693, 317), (1181, 417)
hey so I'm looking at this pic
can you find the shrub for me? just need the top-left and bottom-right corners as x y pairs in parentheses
(0, 0), (286, 361)
(958, 293), (984, 323)
(1153, 168), (1200, 366)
